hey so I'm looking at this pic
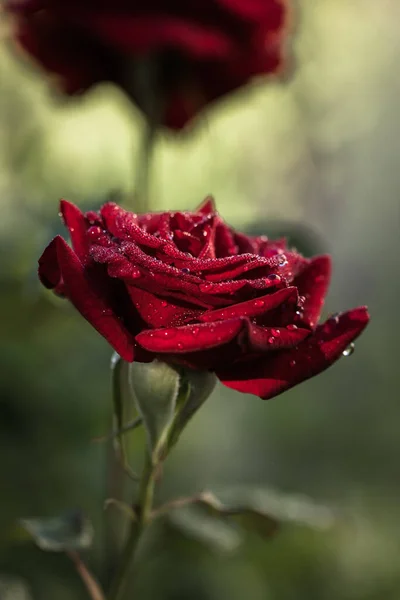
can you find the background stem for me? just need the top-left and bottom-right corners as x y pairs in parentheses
(67, 551), (106, 600)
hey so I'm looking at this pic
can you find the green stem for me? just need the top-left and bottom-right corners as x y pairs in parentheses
(108, 454), (156, 600)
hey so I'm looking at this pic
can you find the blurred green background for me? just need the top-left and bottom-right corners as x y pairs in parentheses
(1, 1), (399, 598)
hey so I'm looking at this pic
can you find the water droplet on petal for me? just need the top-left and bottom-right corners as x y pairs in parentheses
(290, 359), (297, 367)
(87, 226), (102, 239)
(163, 330), (176, 338)
(267, 274), (281, 283)
(278, 255), (288, 267)
(191, 327), (200, 336)
(268, 336), (275, 344)
(160, 301), (167, 308)
(342, 343), (355, 357)
(254, 300), (265, 308)
(177, 342), (183, 349)
(295, 310), (303, 319)
(328, 312), (340, 324)
(287, 324), (298, 331)
(181, 267), (190, 274)
(272, 328), (280, 336)
(131, 269), (141, 279)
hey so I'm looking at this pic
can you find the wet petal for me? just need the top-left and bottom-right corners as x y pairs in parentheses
(38, 236), (135, 361)
(136, 318), (243, 354)
(196, 196), (216, 215)
(199, 287), (298, 323)
(127, 286), (202, 328)
(60, 199), (89, 261)
(241, 321), (310, 352)
(293, 256), (331, 328)
(217, 307), (369, 399)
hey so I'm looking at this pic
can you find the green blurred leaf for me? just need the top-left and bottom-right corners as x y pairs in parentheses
(168, 504), (242, 553)
(19, 510), (93, 552)
(212, 488), (335, 533)
(129, 359), (180, 463)
(164, 488), (333, 550)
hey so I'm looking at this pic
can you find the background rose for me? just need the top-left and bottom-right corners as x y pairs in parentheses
(7, 0), (289, 128)
(38, 198), (369, 399)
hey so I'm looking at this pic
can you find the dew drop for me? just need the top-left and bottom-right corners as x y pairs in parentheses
(271, 328), (281, 336)
(163, 330), (176, 338)
(290, 359), (297, 367)
(181, 267), (190, 274)
(287, 324), (298, 331)
(342, 343), (355, 357)
(131, 269), (141, 279)
(267, 274), (281, 283)
(87, 226), (102, 239)
(328, 312), (340, 324)
(160, 301), (168, 308)
(177, 342), (183, 349)
(295, 310), (303, 319)
(191, 327), (200, 336)
(254, 299), (265, 308)
(101, 308), (113, 316)
(268, 336), (275, 344)
(278, 255), (288, 267)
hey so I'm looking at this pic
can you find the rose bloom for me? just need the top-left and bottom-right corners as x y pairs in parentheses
(38, 198), (369, 400)
(7, 0), (288, 129)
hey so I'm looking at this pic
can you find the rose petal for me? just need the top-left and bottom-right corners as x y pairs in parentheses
(38, 236), (135, 361)
(217, 307), (370, 399)
(240, 321), (310, 352)
(293, 256), (331, 328)
(127, 286), (203, 328)
(196, 196), (216, 215)
(136, 318), (243, 354)
(60, 199), (89, 261)
(214, 221), (238, 257)
(199, 287), (298, 323)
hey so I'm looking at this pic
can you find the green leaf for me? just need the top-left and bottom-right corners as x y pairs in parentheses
(169, 369), (217, 449)
(168, 504), (241, 553)
(164, 488), (334, 549)
(128, 360), (180, 463)
(19, 510), (93, 551)
(210, 488), (335, 535)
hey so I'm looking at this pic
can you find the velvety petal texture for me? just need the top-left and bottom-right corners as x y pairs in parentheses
(38, 198), (369, 399)
(7, 0), (290, 129)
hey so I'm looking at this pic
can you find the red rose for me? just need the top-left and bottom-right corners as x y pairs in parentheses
(7, 0), (289, 129)
(38, 198), (369, 400)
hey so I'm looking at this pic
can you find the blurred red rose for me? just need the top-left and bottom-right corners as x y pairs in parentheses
(7, 0), (289, 128)
(38, 198), (369, 400)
